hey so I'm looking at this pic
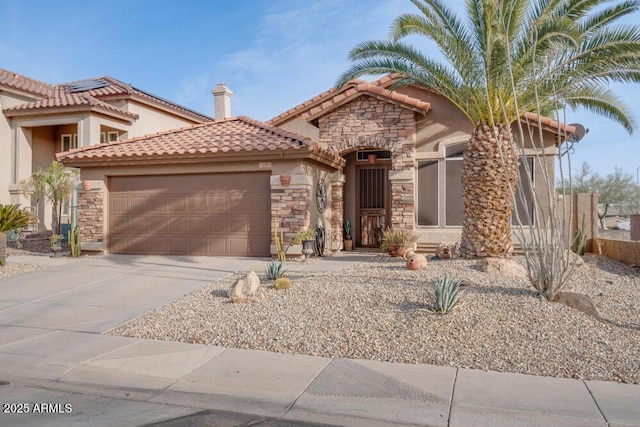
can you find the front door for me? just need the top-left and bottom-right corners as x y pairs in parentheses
(356, 164), (390, 247)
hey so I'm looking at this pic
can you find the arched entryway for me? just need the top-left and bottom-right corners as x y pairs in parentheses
(342, 148), (392, 248)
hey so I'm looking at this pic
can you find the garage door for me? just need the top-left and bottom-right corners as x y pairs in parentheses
(109, 173), (271, 256)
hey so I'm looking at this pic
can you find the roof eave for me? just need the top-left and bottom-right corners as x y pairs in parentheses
(3, 104), (138, 123)
(57, 147), (344, 170)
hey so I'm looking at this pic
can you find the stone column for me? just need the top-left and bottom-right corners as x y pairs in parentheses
(77, 181), (104, 252)
(330, 173), (345, 251)
(389, 168), (414, 230)
(270, 174), (312, 255)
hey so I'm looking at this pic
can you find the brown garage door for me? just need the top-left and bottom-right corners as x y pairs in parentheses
(109, 173), (271, 256)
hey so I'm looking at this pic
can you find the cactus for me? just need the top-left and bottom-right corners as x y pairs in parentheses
(273, 277), (292, 290)
(68, 227), (81, 258)
(573, 213), (588, 256)
(273, 219), (286, 262)
(433, 274), (464, 313)
(265, 260), (286, 280)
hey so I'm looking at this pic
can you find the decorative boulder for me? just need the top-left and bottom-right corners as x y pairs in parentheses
(228, 271), (262, 303)
(243, 271), (260, 296)
(228, 278), (246, 303)
(406, 253), (428, 270)
(478, 257), (527, 278)
(552, 292), (599, 317)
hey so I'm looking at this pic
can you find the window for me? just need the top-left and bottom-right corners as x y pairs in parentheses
(417, 161), (438, 226)
(101, 131), (119, 143)
(445, 158), (463, 226)
(356, 150), (391, 161)
(61, 134), (78, 151)
(513, 157), (535, 226)
(108, 131), (118, 142)
(416, 139), (536, 228)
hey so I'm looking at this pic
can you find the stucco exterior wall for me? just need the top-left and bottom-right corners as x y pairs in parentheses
(124, 101), (204, 137)
(277, 116), (320, 141)
(410, 91), (474, 154)
(0, 91), (42, 204)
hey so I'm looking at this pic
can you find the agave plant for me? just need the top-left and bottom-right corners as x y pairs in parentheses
(433, 274), (464, 314)
(265, 260), (287, 280)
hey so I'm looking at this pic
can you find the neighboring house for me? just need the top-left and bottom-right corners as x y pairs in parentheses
(0, 69), (211, 231)
(57, 74), (575, 256)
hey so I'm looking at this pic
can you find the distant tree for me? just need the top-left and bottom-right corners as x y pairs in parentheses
(560, 162), (639, 228)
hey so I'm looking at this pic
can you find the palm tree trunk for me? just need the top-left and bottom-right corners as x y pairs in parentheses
(460, 123), (519, 258)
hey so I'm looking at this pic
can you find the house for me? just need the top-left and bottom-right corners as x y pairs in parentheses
(0, 69), (211, 231)
(57, 75), (574, 256)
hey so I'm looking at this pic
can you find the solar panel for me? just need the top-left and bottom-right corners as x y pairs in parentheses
(65, 79), (108, 93)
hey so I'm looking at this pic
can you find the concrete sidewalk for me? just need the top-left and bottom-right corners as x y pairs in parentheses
(0, 254), (638, 426)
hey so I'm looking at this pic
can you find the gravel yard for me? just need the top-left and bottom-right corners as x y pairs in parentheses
(109, 253), (640, 384)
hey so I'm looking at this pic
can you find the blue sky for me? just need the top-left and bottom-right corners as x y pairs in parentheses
(1, 0), (639, 181)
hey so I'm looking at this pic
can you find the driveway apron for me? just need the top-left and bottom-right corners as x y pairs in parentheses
(0, 255), (265, 333)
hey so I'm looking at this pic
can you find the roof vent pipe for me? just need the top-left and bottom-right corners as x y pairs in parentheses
(212, 83), (233, 120)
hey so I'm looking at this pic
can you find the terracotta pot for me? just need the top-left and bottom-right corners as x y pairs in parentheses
(387, 244), (407, 257)
(82, 180), (92, 191)
(368, 153), (377, 164)
(344, 239), (353, 251)
(279, 174), (291, 186)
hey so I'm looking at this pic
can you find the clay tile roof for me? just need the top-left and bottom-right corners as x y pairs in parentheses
(3, 89), (139, 120)
(56, 116), (344, 168)
(522, 112), (576, 135)
(0, 69), (54, 97)
(0, 69), (210, 122)
(267, 76), (430, 126)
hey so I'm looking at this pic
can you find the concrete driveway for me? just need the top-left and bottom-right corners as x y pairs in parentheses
(0, 255), (266, 333)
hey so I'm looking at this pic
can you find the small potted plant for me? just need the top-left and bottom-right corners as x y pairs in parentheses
(294, 227), (317, 258)
(381, 228), (418, 257)
(343, 219), (353, 251)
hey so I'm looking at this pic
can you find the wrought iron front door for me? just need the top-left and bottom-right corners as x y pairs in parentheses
(357, 165), (390, 247)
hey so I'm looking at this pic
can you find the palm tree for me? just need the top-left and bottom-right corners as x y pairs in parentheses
(337, 0), (640, 258)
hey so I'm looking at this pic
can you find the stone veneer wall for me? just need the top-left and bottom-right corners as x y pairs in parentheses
(270, 182), (311, 245)
(318, 96), (416, 230)
(77, 188), (104, 243)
